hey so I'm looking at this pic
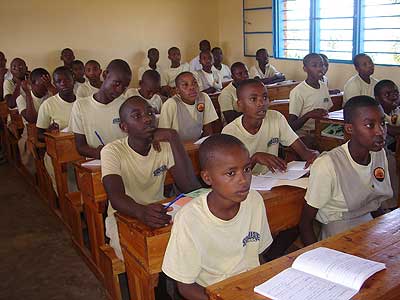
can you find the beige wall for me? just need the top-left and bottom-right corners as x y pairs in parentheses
(0, 0), (218, 86)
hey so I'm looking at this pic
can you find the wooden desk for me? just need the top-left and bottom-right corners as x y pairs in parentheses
(266, 80), (300, 101)
(269, 99), (289, 119)
(331, 92), (344, 111)
(206, 209), (400, 300)
(314, 110), (349, 152)
(116, 185), (305, 300)
(44, 132), (82, 222)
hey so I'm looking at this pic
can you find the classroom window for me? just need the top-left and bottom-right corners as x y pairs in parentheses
(273, 0), (400, 65)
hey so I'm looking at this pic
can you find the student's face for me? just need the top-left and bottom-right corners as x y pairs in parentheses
(346, 106), (386, 152)
(141, 78), (160, 98)
(148, 50), (159, 64)
(61, 49), (75, 66)
(168, 49), (181, 64)
(102, 70), (131, 100)
(85, 63), (102, 81)
(199, 41), (211, 52)
(120, 99), (156, 140)
(200, 52), (213, 70)
(11, 59), (27, 80)
(0, 52), (6, 68)
(72, 64), (85, 81)
(232, 65), (249, 83)
(256, 50), (269, 65)
(176, 74), (200, 104)
(201, 145), (252, 203)
(53, 72), (74, 94)
(31, 78), (48, 97)
(238, 83), (269, 120)
(304, 56), (324, 81)
(376, 85), (400, 113)
(356, 56), (374, 77)
(212, 49), (223, 64)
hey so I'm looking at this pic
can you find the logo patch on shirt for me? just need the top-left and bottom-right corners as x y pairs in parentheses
(323, 98), (330, 103)
(373, 167), (385, 182)
(197, 103), (205, 112)
(153, 165), (168, 176)
(242, 231), (260, 247)
(267, 137), (279, 147)
(112, 117), (120, 124)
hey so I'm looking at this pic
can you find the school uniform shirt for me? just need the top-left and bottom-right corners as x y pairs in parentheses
(73, 79), (87, 95)
(218, 82), (238, 112)
(289, 81), (333, 136)
(76, 81), (100, 98)
(125, 88), (163, 113)
(212, 64), (232, 82)
(162, 63), (190, 87)
(36, 93), (74, 130)
(249, 64), (278, 79)
(162, 189), (273, 287)
(68, 95), (127, 148)
(16, 91), (49, 124)
(189, 55), (202, 72)
(194, 69), (223, 91)
(343, 74), (378, 105)
(4, 70), (12, 81)
(222, 111), (298, 175)
(305, 142), (390, 224)
(137, 65), (163, 81)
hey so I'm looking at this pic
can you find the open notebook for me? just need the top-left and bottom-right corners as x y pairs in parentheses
(165, 188), (211, 219)
(254, 247), (385, 300)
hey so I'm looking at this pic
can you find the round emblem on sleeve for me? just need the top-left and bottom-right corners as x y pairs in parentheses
(197, 103), (205, 112)
(373, 167), (385, 182)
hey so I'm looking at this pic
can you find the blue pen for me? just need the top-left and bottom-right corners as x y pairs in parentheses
(95, 131), (105, 146)
(165, 193), (185, 209)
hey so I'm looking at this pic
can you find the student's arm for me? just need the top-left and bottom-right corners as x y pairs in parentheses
(177, 282), (208, 300)
(290, 138), (319, 167)
(259, 73), (285, 85)
(5, 79), (22, 109)
(37, 123), (59, 142)
(288, 109), (328, 132)
(222, 110), (241, 124)
(0, 68), (7, 100)
(251, 152), (287, 173)
(20, 80), (38, 123)
(299, 203), (319, 246)
(387, 124), (400, 137)
(74, 133), (103, 159)
(103, 174), (171, 228)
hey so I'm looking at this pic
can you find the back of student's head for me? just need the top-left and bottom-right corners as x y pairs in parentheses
(29, 68), (49, 83)
(353, 53), (370, 67)
(199, 134), (247, 170)
(53, 66), (73, 80)
(374, 79), (396, 97)
(236, 78), (263, 98)
(106, 59), (132, 76)
(142, 69), (161, 82)
(343, 95), (380, 123)
(303, 53), (322, 66)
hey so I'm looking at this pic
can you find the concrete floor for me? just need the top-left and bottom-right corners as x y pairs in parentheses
(0, 162), (108, 300)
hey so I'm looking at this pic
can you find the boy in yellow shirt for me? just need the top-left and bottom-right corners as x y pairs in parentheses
(161, 47), (190, 97)
(69, 59), (131, 159)
(101, 96), (201, 260)
(249, 48), (285, 84)
(194, 51), (223, 94)
(162, 134), (273, 299)
(4, 58), (28, 109)
(76, 60), (103, 98)
(71, 60), (86, 94)
(60, 48), (75, 69)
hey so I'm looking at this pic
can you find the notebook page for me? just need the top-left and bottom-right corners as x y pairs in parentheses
(254, 268), (357, 300)
(260, 161), (309, 180)
(292, 247), (386, 290)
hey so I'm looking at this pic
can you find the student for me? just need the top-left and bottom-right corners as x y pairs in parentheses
(158, 72), (219, 141)
(76, 60), (103, 98)
(343, 53), (378, 105)
(3, 58), (28, 109)
(189, 40), (211, 72)
(36, 66), (76, 194)
(211, 47), (232, 84)
(125, 69), (163, 113)
(222, 79), (318, 175)
(101, 96), (201, 260)
(161, 47), (190, 96)
(319, 54), (341, 95)
(0, 51), (11, 100)
(194, 51), (223, 94)
(249, 48), (285, 85)
(162, 134), (273, 299)
(69, 59), (131, 159)
(60, 48), (75, 69)
(299, 96), (393, 245)
(71, 60), (86, 94)
(138, 48), (162, 80)
(374, 80), (400, 209)
(218, 62), (249, 124)
(16, 68), (54, 174)
(288, 53), (333, 146)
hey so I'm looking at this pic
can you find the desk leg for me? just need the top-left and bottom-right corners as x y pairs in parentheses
(315, 119), (322, 151)
(51, 159), (70, 228)
(84, 200), (106, 267)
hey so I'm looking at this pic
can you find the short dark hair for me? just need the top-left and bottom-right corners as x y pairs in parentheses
(231, 62), (246, 74)
(148, 48), (159, 55)
(343, 95), (380, 123)
(374, 79), (396, 97)
(72, 60), (84, 67)
(256, 48), (267, 57)
(353, 53), (370, 67)
(52, 66), (73, 80)
(86, 60), (101, 69)
(236, 78), (263, 98)
(211, 47), (222, 54)
(168, 47), (179, 55)
(141, 69), (161, 82)
(320, 53), (328, 62)
(199, 134), (248, 170)
(106, 59), (131, 76)
(30, 68), (50, 82)
(303, 53), (322, 66)
(175, 71), (193, 87)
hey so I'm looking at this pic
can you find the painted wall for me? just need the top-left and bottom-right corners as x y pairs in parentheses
(0, 0), (218, 86)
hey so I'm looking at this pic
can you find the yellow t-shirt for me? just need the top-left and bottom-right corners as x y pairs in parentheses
(68, 95), (127, 148)
(305, 142), (390, 223)
(222, 111), (298, 175)
(162, 189), (273, 287)
(101, 137), (175, 216)
(125, 88), (163, 113)
(3, 79), (25, 97)
(249, 64), (278, 79)
(76, 81), (99, 98)
(193, 69), (223, 91)
(343, 74), (378, 105)
(16, 91), (49, 124)
(158, 93), (218, 134)
(211, 64), (232, 82)
(289, 81), (333, 135)
(162, 63), (190, 87)
(218, 82), (238, 112)
(36, 94), (74, 130)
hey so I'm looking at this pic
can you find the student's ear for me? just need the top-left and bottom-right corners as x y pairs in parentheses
(303, 65), (307, 73)
(344, 123), (353, 136)
(237, 99), (243, 112)
(200, 170), (212, 186)
(119, 121), (128, 133)
(102, 70), (108, 80)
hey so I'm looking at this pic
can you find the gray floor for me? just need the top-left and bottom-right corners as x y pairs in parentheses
(0, 162), (107, 300)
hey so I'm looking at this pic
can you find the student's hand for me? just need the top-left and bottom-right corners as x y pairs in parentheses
(253, 152), (287, 173)
(304, 149), (319, 169)
(152, 128), (178, 152)
(138, 203), (172, 228)
(47, 121), (59, 133)
(40, 74), (53, 88)
(0, 67), (8, 79)
(306, 108), (328, 119)
(25, 70), (31, 80)
(21, 80), (31, 94)
(14, 77), (22, 86)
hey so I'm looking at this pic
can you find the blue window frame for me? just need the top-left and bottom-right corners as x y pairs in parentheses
(273, 0), (400, 65)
